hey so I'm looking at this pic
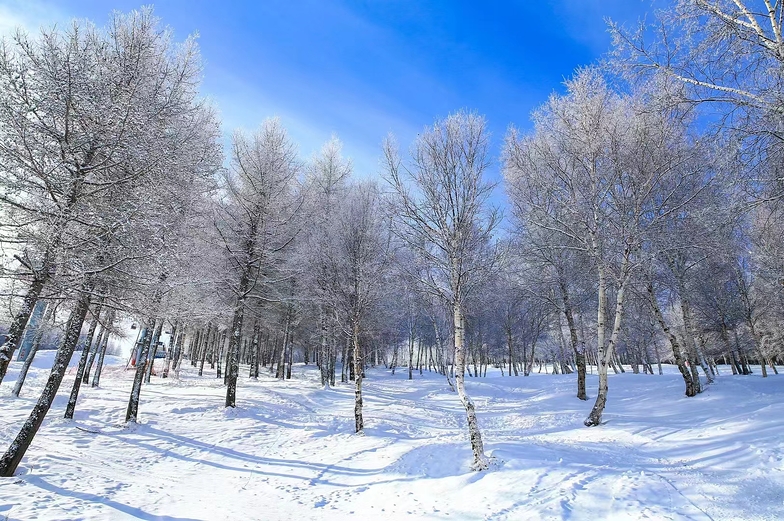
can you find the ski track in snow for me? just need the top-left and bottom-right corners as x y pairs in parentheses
(1, 353), (783, 520)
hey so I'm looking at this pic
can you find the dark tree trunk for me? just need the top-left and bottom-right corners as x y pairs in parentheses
(163, 322), (177, 378)
(125, 319), (156, 424)
(91, 329), (110, 388)
(198, 325), (211, 376)
(144, 320), (164, 383)
(558, 276), (586, 400)
(225, 297), (246, 407)
(144, 322), (161, 382)
(734, 329), (751, 375)
(173, 329), (187, 379)
(250, 320), (260, 379)
(0, 282), (92, 476)
(648, 281), (696, 397)
(64, 303), (104, 419)
(82, 326), (104, 385)
(0, 275), (47, 385)
(84, 306), (112, 385)
(11, 303), (53, 398)
(190, 329), (200, 367)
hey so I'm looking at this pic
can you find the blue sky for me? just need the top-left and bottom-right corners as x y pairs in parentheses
(0, 0), (658, 181)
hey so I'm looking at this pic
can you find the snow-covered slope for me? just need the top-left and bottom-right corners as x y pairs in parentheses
(1, 353), (782, 520)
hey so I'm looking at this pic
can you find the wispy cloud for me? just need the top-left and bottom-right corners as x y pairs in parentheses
(0, 0), (655, 184)
(0, 0), (68, 36)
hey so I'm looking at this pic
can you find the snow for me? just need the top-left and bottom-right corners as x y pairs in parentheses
(1, 353), (783, 520)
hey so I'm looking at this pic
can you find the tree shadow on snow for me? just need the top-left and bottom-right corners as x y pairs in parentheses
(103, 424), (477, 489)
(22, 475), (201, 521)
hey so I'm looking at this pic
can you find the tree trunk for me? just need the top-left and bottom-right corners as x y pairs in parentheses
(286, 332), (293, 380)
(319, 308), (330, 387)
(747, 320), (768, 378)
(163, 322), (177, 378)
(733, 329), (751, 375)
(125, 319), (155, 423)
(219, 332), (226, 381)
(0, 282), (92, 476)
(433, 316), (455, 390)
(146, 327), (161, 383)
(144, 320), (164, 383)
(408, 327), (414, 381)
(174, 329), (187, 379)
(506, 327), (515, 377)
(329, 335), (337, 386)
(64, 303), (104, 420)
(250, 320), (260, 379)
(527, 339), (537, 376)
(454, 300), (488, 470)
(83, 306), (110, 385)
(352, 319), (364, 434)
(277, 306), (292, 381)
(341, 331), (349, 383)
(190, 329), (199, 366)
(11, 303), (53, 398)
(226, 296), (246, 407)
(671, 266), (712, 386)
(82, 329), (102, 386)
(91, 329), (111, 388)
(16, 300), (47, 362)
(585, 256), (630, 427)
(198, 326), (210, 377)
(648, 281), (696, 396)
(0, 275), (47, 385)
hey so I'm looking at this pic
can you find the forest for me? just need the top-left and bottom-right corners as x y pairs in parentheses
(0, 2), (783, 519)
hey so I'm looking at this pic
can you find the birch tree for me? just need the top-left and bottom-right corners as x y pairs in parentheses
(503, 69), (708, 426)
(384, 110), (499, 470)
(610, 0), (784, 208)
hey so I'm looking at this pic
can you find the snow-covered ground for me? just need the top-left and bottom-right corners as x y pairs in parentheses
(1, 352), (783, 521)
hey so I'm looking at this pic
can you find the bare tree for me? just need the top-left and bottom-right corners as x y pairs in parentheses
(0, 8), (222, 475)
(216, 118), (300, 408)
(384, 110), (499, 471)
(301, 137), (351, 388)
(326, 182), (391, 433)
(0, 9), (209, 382)
(503, 69), (709, 426)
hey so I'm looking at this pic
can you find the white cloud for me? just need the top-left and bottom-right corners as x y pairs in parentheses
(204, 63), (422, 179)
(0, 0), (68, 36)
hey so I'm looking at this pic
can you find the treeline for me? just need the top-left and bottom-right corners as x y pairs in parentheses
(1, 2), (782, 474)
